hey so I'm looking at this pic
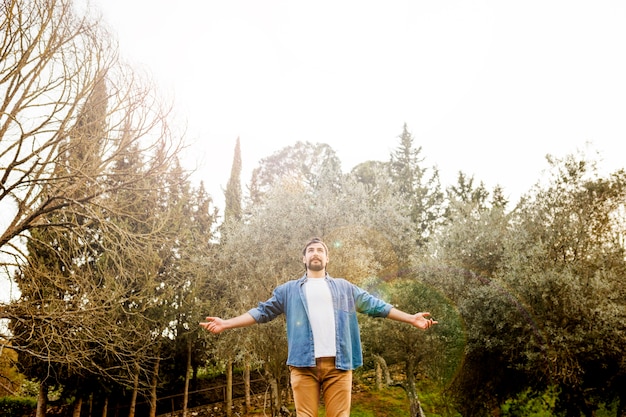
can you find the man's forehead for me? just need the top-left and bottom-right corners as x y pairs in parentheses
(302, 238), (329, 256)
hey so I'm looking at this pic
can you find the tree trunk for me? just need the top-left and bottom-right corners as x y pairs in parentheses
(375, 360), (383, 390)
(72, 397), (83, 417)
(226, 359), (233, 417)
(101, 397), (108, 417)
(373, 354), (391, 390)
(36, 381), (48, 417)
(618, 385), (626, 417)
(404, 363), (426, 417)
(266, 370), (280, 417)
(182, 337), (192, 417)
(149, 357), (160, 417)
(128, 362), (140, 417)
(244, 359), (251, 414)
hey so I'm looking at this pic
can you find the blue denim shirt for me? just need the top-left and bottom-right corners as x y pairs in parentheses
(247, 274), (393, 370)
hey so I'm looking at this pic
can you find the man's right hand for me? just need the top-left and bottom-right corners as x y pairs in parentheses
(200, 316), (226, 334)
(200, 313), (257, 334)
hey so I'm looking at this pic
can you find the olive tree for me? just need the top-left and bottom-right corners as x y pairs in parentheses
(426, 175), (517, 415)
(360, 277), (464, 417)
(498, 154), (626, 416)
(433, 152), (626, 416)
(206, 140), (417, 414)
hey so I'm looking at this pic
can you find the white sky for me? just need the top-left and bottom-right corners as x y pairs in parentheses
(94, 1), (625, 207)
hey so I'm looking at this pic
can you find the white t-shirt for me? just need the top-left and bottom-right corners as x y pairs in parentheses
(304, 278), (337, 358)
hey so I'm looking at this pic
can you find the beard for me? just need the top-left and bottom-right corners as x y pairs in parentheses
(306, 259), (325, 272)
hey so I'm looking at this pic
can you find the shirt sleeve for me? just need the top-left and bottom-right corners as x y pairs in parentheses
(352, 283), (393, 318)
(247, 287), (286, 323)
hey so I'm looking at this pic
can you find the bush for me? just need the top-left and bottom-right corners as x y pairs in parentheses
(0, 396), (37, 417)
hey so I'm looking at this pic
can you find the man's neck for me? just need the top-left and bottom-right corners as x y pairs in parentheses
(307, 270), (325, 279)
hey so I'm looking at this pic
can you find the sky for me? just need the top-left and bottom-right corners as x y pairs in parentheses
(92, 1), (626, 209)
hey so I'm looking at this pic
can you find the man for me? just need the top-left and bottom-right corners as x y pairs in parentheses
(201, 237), (437, 417)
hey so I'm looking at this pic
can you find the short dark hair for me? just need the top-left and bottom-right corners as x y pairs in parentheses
(302, 237), (329, 256)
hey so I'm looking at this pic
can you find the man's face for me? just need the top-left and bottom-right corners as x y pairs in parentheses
(303, 242), (328, 272)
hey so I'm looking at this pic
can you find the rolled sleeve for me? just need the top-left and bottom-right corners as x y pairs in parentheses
(353, 286), (393, 317)
(247, 290), (285, 323)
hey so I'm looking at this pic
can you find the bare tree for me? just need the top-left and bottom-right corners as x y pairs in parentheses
(1, 1), (184, 415)
(0, 0), (180, 262)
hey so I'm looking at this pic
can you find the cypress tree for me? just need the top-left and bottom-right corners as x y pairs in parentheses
(224, 137), (242, 224)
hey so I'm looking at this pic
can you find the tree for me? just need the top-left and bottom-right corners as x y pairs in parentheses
(212, 138), (245, 416)
(246, 141), (343, 206)
(223, 137), (243, 225)
(6, 51), (126, 416)
(428, 173), (529, 415)
(388, 124), (444, 249)
(360, 277), (464, 417)
(438, 172), (510, 279)
(0, 341), (21, 396)
(0, 0), (180, 260)
(7, 137), (178, 417)
(211, 162), (417, 414)
(159, 177), (219, 417)
(1, 1), (182, 415)
(437, 152), (626, 415)
(349, 160), (394, 206)
(498, 153), (626, 416)
(101, 149), (188, 417)
(446, 172), (490, 206)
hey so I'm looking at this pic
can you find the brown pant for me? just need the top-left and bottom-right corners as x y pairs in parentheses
(289, 357), (352, 417)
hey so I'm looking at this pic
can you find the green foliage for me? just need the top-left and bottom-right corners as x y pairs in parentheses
(439, 174), (510, 279)
(500, 387), (559, 417)
(0, 396), (37, 417)
(441, 152), (626, 415)
(18, 380), (40, 398)
(499, 386), (617, 417)
(377, 278), (464, 383)
(389, 124), (445, 247)
(499, 155), (626, 414)
(247, 141), (343, 205)
(358, 277), (464, 417)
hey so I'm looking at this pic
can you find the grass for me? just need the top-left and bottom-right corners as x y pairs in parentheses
(349, 387), (411, 417)
(244, 382), (453, 416)
(314, 387), (410, 417)
(244, 386), (411, 416)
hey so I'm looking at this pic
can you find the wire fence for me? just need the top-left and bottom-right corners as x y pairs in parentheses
(111, 378), (268, 417)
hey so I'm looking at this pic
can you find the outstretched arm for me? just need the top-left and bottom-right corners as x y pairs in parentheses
(200, 313), (257, 334)
(386, 308), (437, 330)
